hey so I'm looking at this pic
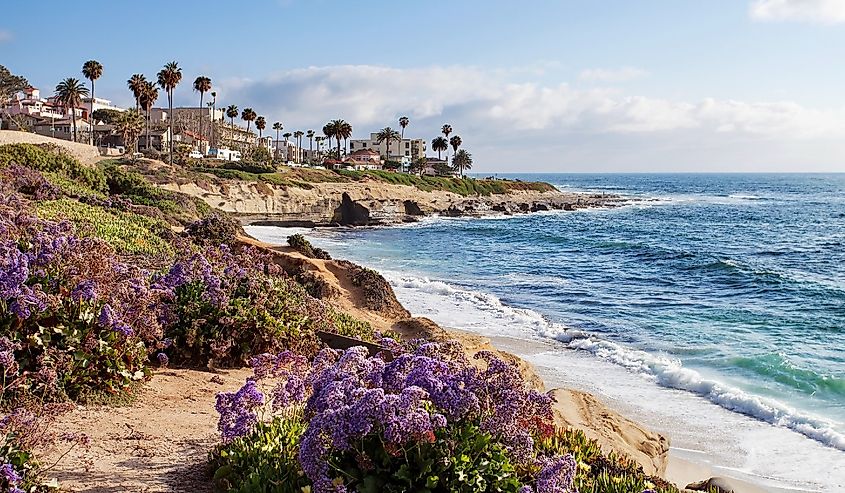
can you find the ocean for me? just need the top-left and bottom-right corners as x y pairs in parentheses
(246, 173), (845, 491)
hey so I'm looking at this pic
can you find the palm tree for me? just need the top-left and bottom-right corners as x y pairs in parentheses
(399, 116), (409, 140)
(127, 74), (147, 111)
(193, 76), (212, 145)
(306, 130), (315, 163)
(54, 78), (89, 143)
(255, 116), (266, 138)
(340, 121), (352, 156)
(294, 130), (304, 163)
(322, 122), (336, 157)
(241, 107), (256, 134)
(329, 119), (351, 159)
(138, 81), (158, 151)
(272, 122), (283, 157)
(81, 60), (103, 145)
(115, 109), (145, 155)
(226, 105), (238, 127)
(376, 127), (401, 164)
(157, 61), (183, 164)
(314, 136), (324, 161)
(449, 135), (462, 158)
(282, 132), (292, 161)
(441, 124), (453, 162)
(453, 149), (473, 177)
(431, 136), (448, 160)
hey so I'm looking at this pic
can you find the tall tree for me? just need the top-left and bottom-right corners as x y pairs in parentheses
(452, 149), (473, 177)
(441, 124), (453, 162)
(273, 122), (283, 157)
(54, 78), (89, 142)
(241, 107), (256, 134)
(0, 65), (28, 108)
(255, 116), (266, 138)
(127, 74), (147, 111)
(376, 127), (401, 164)
(138, 81), (159, 151)
(226, 105), (238, 127)
(115, 109), (145, 155)
(330, 119), (351, 159)
(81, 60), (103, 145)
(431, 136), (448, 160)
(322, 122), (336, 156)
(306, 129), (315, 163)
(449, 135), (462, 158)
(157, 61), (183, 164)
(399, 116), (409, 140)
(294, 130), (304, 163)
(193, 76), (212, 147)
(282, 132), (292, 161)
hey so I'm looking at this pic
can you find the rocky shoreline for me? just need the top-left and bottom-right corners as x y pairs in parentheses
(159, 179), (627, 227)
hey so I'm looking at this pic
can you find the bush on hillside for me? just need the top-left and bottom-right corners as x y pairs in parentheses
(0, 210), (161, 402)
(185, 213), (243, 246)
(102, 163), (210, 224)
(221, 162), (276, 174)
(210, 343), (562, 493)
(287, 234), (331, 260)
(155, 245), (331, 367)
(0, 143), (106, 193)
(36, 199), (175, 257)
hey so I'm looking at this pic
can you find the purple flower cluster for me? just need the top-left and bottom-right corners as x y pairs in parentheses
(215, 380), (266, 442)
(534, 454), (577, 493)
(1, 163), (59, 201)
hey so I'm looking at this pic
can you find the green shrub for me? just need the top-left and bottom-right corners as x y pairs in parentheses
(161, 252), (326, 366)
(209, 413), (309, 493)
(35, 199), (174, 257)
(102, 163), (210, 224)
(0, 143), (107, 193)
(287, 234), (331, 260)
(222, 161), (276, 174)
(185, 213), (243, 246)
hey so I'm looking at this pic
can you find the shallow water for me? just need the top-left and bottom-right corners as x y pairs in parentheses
(246, 172), (845, 491)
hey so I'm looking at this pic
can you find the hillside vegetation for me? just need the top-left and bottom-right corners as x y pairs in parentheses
(0, 143), (685, 493)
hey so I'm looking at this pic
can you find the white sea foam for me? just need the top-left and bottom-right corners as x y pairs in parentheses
(387, 273), (845, 452)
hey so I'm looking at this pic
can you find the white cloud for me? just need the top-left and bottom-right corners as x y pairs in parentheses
(750, 0), (845, 23)
(207, 64), (845, 172)
(0, 30), (12, 43)
(578, 67), (648, 83)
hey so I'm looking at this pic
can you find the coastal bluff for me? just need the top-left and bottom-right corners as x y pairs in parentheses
(158, 176), (623, 227)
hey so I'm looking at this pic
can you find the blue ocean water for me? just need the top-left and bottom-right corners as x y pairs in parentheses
(247, 173), (845, 489)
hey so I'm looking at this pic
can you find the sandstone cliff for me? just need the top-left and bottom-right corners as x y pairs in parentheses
(159, 179), (622, 226)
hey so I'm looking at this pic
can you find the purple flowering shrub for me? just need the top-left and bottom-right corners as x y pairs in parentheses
(0, 405), (90, 493)
(212, 343), (585, 493)
(155, 245), (326, 367)
(0, 207), (162, 401)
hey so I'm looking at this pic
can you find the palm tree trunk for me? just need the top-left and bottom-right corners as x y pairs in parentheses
(90, 80), (95, 145)
(168, 90), (174, 164)
(71, 109), (77, 143)
(198, 92), (204, 153)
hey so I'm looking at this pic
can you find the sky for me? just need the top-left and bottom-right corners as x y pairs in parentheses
(2, 0), (845, 173)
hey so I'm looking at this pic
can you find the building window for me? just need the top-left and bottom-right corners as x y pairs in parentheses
(350, 142), (354, 148)
(405, 151), (410, 156)
(405, 142), (409, 148)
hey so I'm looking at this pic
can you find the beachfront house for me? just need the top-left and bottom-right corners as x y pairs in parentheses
(348, 132), (426, 163)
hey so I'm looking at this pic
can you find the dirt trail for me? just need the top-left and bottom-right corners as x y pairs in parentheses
(42, 369), (249, 493)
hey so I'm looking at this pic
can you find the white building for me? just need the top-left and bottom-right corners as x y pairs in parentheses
(82, 96), (125, 119)
(348, 133), (426, 162)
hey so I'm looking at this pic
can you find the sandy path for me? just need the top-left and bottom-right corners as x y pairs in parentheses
(41, 368), (250, 493)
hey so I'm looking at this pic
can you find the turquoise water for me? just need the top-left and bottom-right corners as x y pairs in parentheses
(247, 173), (845, 489)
